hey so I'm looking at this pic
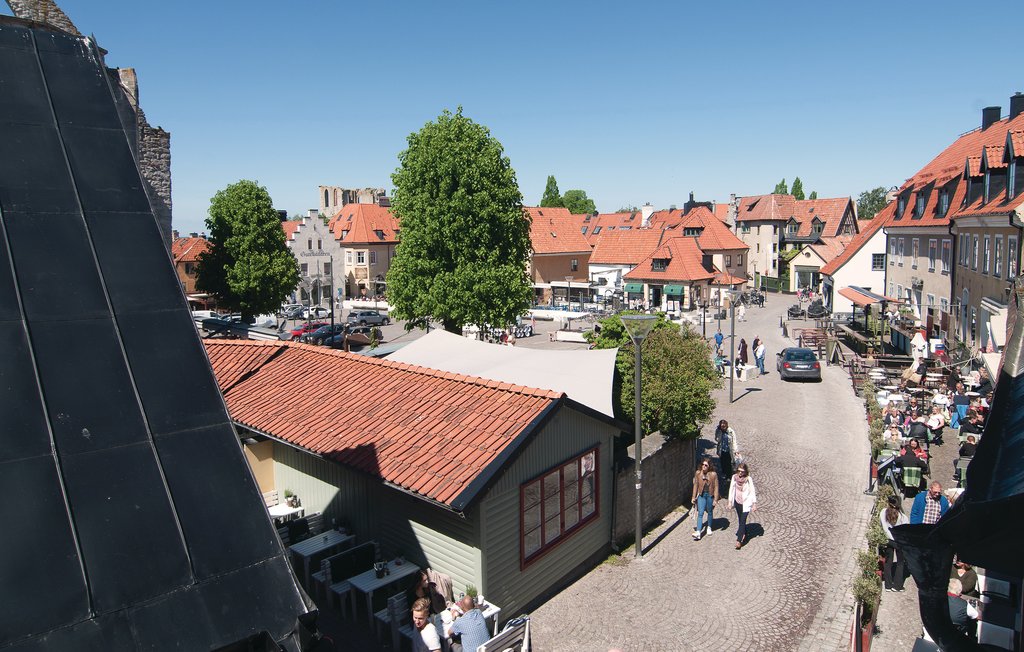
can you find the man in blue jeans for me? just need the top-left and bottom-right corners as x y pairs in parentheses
(754, 338), (767, 376)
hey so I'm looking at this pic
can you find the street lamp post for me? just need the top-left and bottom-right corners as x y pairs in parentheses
(620, 313), (657, 559)
(728, 290), (738, 403)
(565, 275), (574, 330)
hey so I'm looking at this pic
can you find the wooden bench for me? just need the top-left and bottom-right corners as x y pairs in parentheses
(277, 512), (324, 546)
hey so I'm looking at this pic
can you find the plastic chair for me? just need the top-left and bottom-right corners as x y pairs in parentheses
(902, 466), (923, 495)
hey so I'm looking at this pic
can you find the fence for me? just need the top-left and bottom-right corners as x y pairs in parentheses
(612, 435), (696, 546)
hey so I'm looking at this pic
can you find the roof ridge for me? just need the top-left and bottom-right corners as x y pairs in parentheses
(209, 339), (563, 400)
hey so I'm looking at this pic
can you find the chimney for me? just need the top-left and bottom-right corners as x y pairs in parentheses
(982, 106), (1001, 130)
(189, 232), (198, 238)
(172, 229), (179, 240)
(641, 203), (654, 228)
(1010, 92), (1024, 121)
(200, 232), (206, 239)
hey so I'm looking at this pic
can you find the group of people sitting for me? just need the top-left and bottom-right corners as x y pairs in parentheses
(408, 570), (492, 652)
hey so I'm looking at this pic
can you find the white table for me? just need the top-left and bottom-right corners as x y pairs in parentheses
(289, 530), (355, 587)
(348, 559), (421, 624)
(268, 503), (304, 522)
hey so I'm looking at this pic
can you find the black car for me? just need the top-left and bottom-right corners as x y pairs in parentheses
(299, 323), (347, 345)
(787, 304), (805, 319)
(776, 347), (822, 381)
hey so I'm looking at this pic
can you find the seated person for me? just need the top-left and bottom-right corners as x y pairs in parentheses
(947, 578), (978, 639)
(953, 559), (979, 598)
(958, 435), (977, 458)
(959, 410), (984, 435)
(412, 598), (442, 652)
(885, 424), (904, 446)
(951, 382), (970, 406)
(713, 351), (727, 375)
(882, 405), (903, 428)
(907, 418), (930, 443)
(926, 406), (946, 444)
(407, 569), (450, 618)
(899, 437), (929, 463)
(444, 595), (492, 652)
(974, 368), (994, 396)
(905, 396), (924, 419)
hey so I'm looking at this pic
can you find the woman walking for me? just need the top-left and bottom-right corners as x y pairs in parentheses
(691, 459), (719, 540)
(714, 420), (737, 478)
(728, 463), (757, 549)
(880, 494), (908, 591)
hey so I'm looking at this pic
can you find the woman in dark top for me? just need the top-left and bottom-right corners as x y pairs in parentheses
(739, 339), (749, 366)
(406, 569), (447, 617)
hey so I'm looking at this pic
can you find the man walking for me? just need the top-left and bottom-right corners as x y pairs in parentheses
(754, 338), (767, 376)
(910, 481), (950, 524)
(714, 329), (724, 350)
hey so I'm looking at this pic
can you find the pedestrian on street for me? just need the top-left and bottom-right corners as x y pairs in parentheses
(690, 459), (719, 540)
(728, 463), (757, 549)
(758, 290), (765, 308)
(754, 339), (767, 376)
(737, 302), (746, 322)
(880, 494), (908, 592)
(714, 419), (737, 478)
(738, 338), (748, 366)
(714, 329), (724, 349)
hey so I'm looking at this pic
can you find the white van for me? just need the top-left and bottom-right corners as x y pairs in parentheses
(191, 310), (223, 320)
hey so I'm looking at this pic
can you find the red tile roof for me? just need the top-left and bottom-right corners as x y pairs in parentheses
(736, 194), (794, 222)
(171, 236), (211, 263)
(984, 145), (1007, 169)
(966, 156), (983, 177)
(579, 211), (643, 241)
(623, 235), (715, 282)
(683, 207), (748, 251)
(204, 340), (562, 508)
(712, 203), (730, 222)
(281, 220), (302, 241)
(820, 207), (891, 276)
(807, 235), (853, 263)
(329, 203), (400, 244)
(711, 270), (746, 286)
(787, 197), (853, 238)
(589, 228), (670, 265)
(526, 206), (592, 254)
(1008, 130), (1024, 157)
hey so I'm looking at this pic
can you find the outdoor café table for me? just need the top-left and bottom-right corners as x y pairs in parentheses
(268, 503), (304, 523)
(348, 559), (420, 624)
(289, 530), (354, 587)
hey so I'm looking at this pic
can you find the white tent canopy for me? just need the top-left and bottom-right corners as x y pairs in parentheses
(388, 330), (618, 417)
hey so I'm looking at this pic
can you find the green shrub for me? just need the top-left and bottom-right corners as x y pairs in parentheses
(853, 575), (883, 622)
(866, 518), (889, 550)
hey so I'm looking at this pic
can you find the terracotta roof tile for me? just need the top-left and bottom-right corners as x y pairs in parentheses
(1008, 130), (1024, 157)
(281, 220), (302, 241)
(984, 145), (1007, 169)
(589, 228), (668, 265)
(807, 235), (854, 263)
(526, 206), (592, 254)
(328, 204), (400, 244)
(205, 340), (561, 507)
(579, 211), (643, 242)
(623, 235), (715, 282)
(735, 194), (795, 222)
(170, 236), (211, 264)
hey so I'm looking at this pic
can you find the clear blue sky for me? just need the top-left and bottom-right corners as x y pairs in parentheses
(8, 1), (1021, 234)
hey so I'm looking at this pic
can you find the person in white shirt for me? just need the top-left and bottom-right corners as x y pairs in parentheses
(412, 598), (441, 652)
(727, 463), (757, 549)
(754, 339), (767, 376)
(879, 494), (908, 591)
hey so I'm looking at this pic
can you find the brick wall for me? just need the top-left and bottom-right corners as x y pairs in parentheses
(612, 435), (695, 546)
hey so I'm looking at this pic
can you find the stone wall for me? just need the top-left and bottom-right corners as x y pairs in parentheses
(612, 435), (695, 546)
(5, 0), (79, 35)
(139, 117), (172, 247)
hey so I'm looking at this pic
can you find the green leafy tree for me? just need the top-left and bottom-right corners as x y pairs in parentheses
(773, 178), (789, 195)
(540, 175), (563, 208)
(791, 177), (805, 200)
(196, 180), (299, 321)
(808, 190), (818, 200)
(617, 205), (639, 213)
(585, 312), (720, 438)
(387, 108), (532, 334)
(561, 189), (597, 215)
(857, 186), (888, 220)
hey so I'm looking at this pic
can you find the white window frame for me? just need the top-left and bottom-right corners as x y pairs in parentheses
(897, 238), (905, 265)
(1009, 236), (1019, 278)
(927, 239), (937, 272)
(941, 239), (951, 274)
(911, 238), (920, 268)
(356, 251), (366, 265)
(983, 235), (991, 274)
(994, 235), (1003, 277)
(972, 235), (979, 270)
(872, 253), (885, 271)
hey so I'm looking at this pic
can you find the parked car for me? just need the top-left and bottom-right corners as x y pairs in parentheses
(776, 347), (822, 381)
(325, 325), (374, 349)
(191, 310), (224, 320)
(346, 310), (390, 326)
(280, 304), (305, 319)
(289, 321), (330, 339)
(806, 299), (829, 319)
(299, 324), (347, 345)
(302, 306), (332, 320)
(787, 304), (805, 319)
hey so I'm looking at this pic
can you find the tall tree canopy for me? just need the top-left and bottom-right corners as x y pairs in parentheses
(773, 178), (789, 195)
(196, 180), (299, 320)
(808, 190), (818, 200)
(857, 187), (888, 220)
(387, 108), (532, 334)
(585, 312), (720, 438)
(540, 175), (563, 208)
(791, 177), (805, 200)
(561, 189), (596, 215)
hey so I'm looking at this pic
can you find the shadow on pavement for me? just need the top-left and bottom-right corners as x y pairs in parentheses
(641, 508), (690, 555)
(731, 387), (763, 403)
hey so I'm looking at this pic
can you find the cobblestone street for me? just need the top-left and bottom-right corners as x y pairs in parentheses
(530, 300), (874, 651)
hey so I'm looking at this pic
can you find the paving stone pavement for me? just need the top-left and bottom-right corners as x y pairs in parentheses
(530, 301), (874, 651)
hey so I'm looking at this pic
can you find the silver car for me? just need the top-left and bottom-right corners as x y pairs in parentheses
(776, 347), (822, 381)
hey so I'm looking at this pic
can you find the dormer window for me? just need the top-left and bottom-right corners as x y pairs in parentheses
(581, 226), (587, 234)
(341, 230), (349, 239)
(938, 187), (950, 217)
(683, 227), (702, 236)
(811, 219), (823, 235)
(914, 192), (926, 217)
(896, 195), (906, 219)
(375, 229), (386, 240)
(652, 259), (668, 271)
(1010, 158), (1018, 199)
(786, 220), (798, 236)
(593, 226), (602, 235)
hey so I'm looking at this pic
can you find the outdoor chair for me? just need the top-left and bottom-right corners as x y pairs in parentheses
(902, 466), (923, 498)
(310, 537), (357, 602)
(325, 541), (377, 616)
(954, 456), (972, 489)
(287, 517), (311, 544)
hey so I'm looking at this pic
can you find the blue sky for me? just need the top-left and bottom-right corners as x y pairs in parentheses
(9, 1), (1021, 234)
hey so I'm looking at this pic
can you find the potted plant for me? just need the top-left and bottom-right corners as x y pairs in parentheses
(284, 489), (300, 508)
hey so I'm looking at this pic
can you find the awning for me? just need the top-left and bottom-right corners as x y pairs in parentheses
(664, 285), (684, 296)
(838, 286), (896, 307)
(624, 283), (643, 293)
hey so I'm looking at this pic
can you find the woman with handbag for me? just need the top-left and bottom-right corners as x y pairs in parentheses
(880, 494), (908, 591)
(714, 420), (737, 478)
(728, 463), (757, 549)
(690, 459), (719, 540)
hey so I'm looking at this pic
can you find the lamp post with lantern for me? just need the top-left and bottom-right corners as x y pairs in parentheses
(619, 313), (657, 558)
